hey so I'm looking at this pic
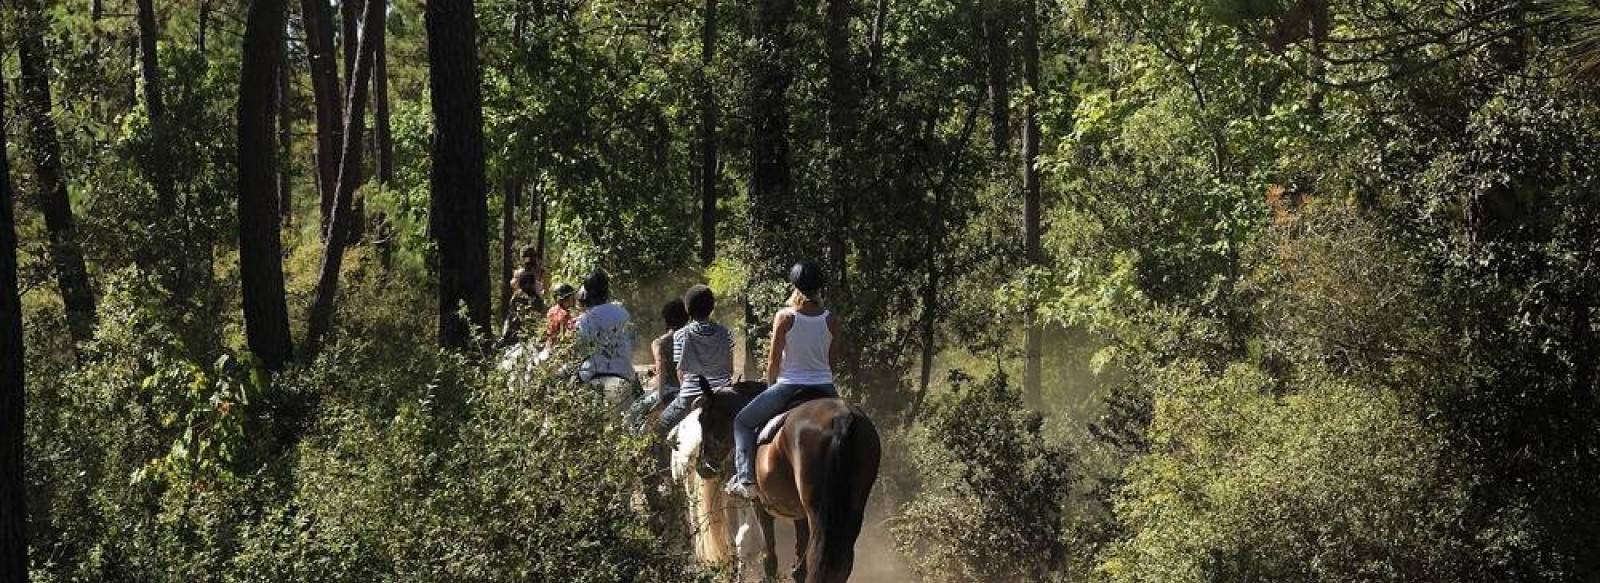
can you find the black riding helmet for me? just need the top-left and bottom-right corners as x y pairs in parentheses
(580, 269), (610, 307)
(788, 260), (824, 295)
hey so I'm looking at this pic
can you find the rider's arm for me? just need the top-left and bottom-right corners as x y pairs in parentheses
(766, 311), (792, 384)
(649, 336), (662, 387)
(670, 329), (684, 386)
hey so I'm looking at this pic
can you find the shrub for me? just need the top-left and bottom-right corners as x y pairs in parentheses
(891, 371), (1073, 583)
(1100, 363), (1474, 583)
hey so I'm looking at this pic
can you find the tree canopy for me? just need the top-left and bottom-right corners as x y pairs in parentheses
(4, 0), (1600, 580)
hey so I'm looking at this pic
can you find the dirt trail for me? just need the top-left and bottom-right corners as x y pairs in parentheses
(756, 504), (911, 583)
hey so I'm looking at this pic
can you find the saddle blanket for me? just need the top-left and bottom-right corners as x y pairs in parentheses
(757, 411), (791, 446)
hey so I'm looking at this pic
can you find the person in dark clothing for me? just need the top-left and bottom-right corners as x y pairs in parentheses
(496, 245), (548, 348)
(625, 299), (692, 432)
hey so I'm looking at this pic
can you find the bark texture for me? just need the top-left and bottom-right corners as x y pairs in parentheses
(305, 0), (380, 357)
(301, 0), (344, 235)
(1021, 0), (1043, 407)
(0, 30), (32, 579)
(238, 0), (295, 370)
(426, 0), (491, 349)
(17, 15), (96, 345)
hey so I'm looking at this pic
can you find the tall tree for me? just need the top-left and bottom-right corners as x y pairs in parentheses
(0, 27), (32, 578)
(747, 0), (796, 375)
(341, 0), (359, 90)
(981, 0), (1011, 152)
(374, 0), (394, 184)
(136, 0), (191, 305)
(17, 5), (97, 346)
(823, 0), (857, 294)
(749, 0), (795, 250)
(136, 0), (166, 125)
(498, 180), (516, 326)
(278, 17), (295, 223)
(301, 0), (344, 235)
(698, 0), (717, 267)
(304, 0), (380, 357)
(427, 0), (491, 349)
(1020, 0), (1043, 407)
(340, 0), (368, 243)
(238, 0), (294, 371)
(198, 0), (210, 54)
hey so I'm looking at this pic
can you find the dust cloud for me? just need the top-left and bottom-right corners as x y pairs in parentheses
(755, 503), (913, 583)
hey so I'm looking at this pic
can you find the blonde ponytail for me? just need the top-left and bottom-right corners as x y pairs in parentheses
(787, 288), (813, 308)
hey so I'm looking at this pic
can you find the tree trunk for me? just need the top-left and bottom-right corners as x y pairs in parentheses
(910, 189), (943, 426)
(340, 0), (367, 243)
(698, 0), (718, 267)
(198, 0), (209, 54)
(18, 15), (97, 346)
(137, 0), (166, 124)
(304, 0), (379, 357)
(746, 0), (795, 372)
(278, 18), (295, 224)
(867, 0), (888, 89)
(427, 0), (491, 350)
(823, 0), (857, 296)
(981, 0), (1011, 153)
(341, 0), (359, 91)
(137, 0), (195, 308)
(0, 41), (31, 581)
(1305, 0), (1328, 116)
(1021, 0), (1043, 408)
(301, 0), (344, 237)
(499, 180), (517, 325)
(1, 8), (32, 549)
(238, 0), (294, 371)
(374, 1), (394, 185)
(749, 0), (795, 267)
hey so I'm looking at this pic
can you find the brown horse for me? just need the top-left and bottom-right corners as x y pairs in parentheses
(696, 384), (881, 583)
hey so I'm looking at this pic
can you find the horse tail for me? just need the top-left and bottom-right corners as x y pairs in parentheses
(808, 407), (878, 583)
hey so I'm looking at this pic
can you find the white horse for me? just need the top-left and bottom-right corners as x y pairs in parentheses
(670, 408), (763, 580)
(497, 343), (638, 413)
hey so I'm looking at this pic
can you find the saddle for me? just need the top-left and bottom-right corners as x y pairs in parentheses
(756, 388), (835, 446)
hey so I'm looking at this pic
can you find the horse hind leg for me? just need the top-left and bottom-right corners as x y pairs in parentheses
(791, 520), (810, 583)
(755, 501), (778, 580)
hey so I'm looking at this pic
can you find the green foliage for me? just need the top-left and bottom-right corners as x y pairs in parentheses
(132, 354), (262, 491)
(892, 372), (1072, 582)
(27, 320), (705, 582)
(1103, 363), (1472, 583)
(13, 0), (1600, 581)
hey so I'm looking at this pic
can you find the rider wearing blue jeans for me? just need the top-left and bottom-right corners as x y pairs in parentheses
(726, 261), (841, 499)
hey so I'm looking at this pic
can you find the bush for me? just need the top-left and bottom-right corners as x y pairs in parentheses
(26, 278), (708, 581)
(1100, 362), (1475, 583)
(891, 371), (1073, 583)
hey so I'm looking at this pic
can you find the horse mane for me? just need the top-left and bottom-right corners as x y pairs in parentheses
(671, 409), (732, 563)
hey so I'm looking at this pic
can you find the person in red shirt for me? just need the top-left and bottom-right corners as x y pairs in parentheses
(542, 282), (578, 355)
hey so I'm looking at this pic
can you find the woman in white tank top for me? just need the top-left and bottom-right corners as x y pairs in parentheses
(726, 261), (842, 498)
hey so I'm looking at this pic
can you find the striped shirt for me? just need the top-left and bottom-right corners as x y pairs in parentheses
(674, 321), (735, 390)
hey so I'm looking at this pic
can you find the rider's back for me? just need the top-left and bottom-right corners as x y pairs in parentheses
(775, 307), (833, 386)
(577, 302), (633, 381)
(675, 320), (735, 389)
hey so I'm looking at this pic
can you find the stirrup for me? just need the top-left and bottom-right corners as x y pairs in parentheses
(724, 478), (758, 500)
